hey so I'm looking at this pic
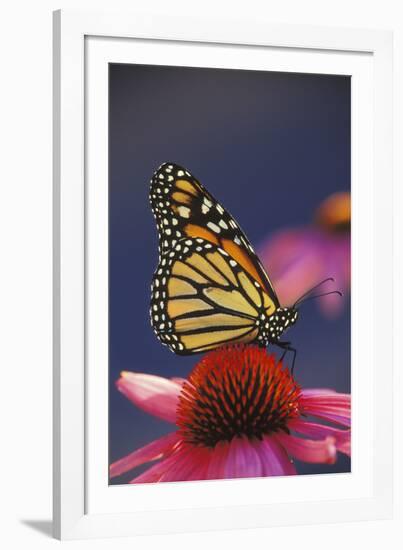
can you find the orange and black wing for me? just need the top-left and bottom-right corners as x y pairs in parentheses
(149, 162), (280, 308)
(150, 237), (277, 354)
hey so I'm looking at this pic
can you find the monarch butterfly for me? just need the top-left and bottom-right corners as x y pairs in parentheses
(149, 162), (339, 366)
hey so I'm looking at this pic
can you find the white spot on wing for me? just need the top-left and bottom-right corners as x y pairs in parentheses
(207, 221), (221, 234)
(178, 206), (191, 218)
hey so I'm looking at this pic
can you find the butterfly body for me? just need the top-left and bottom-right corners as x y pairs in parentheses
(149, 162), (298, 355)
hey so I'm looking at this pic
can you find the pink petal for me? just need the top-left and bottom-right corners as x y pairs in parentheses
(319, 291), (346, 317)
(274, 432), (336, 464)
(289, 419), (351, 456)
(170, 377), (187, 385)
(300, 408), (351, 427)
(307, 412), (351, 427)
(160, 446), (212, 482)
(110, 431), (180, 478)
(157, 448), (195, 482)
(301, 393), (351, 406)
(337, 438), (351, 456)
(273, 254), (324, 307)
(116, 372), (182, 423)
(259, 229), (325, 307)
(259, 227), (349, 318)
(300, 390), (350, 405)
(130, 443), (211, 484)
(301, 388), (337, 396)
(224, 437), (263, 479)
(130, 450), (183, 483)
(206, 441), (230, 480)
(185, 451), (212, 481)
(300, 391), (351, 427)
(258, 436), (296, 476)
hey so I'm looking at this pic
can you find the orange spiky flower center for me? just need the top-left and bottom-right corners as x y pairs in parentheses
(176, 345), (301, 447)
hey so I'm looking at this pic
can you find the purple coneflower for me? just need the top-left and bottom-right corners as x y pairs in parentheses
(259, 192), (350, 317)
(110, 346), (350, 483)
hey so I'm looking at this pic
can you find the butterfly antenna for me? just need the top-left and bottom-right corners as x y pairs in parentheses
(293, 277), (335, 307)
(296, 290), (343, 306)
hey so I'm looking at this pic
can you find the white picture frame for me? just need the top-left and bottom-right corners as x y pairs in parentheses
(53, 9), (393, 540)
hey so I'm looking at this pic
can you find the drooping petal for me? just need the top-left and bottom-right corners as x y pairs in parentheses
(160, 445), (211, 482)
(206, 441), (230, 480)
(336, 438), (351, 456)
(110, 431), (180, 478)
(303, 410), (351, 427)
(300, 391), (351, 427)
(258, 436), (296, 476)
(289, 418), (351, 456)
(116, 372), (182, 423)
(224, 436), (263, 479)
(130, 443), (212, 484)
(130, 450), (183, 483)
(185, 449), (212, 481)
(274, 432), (336, 464)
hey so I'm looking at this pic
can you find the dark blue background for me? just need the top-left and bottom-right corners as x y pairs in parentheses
(109, 63), (351, 483)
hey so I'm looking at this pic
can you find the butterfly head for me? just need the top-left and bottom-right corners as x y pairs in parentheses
(264, 278), (342, 343)
(266, 307), (299, 342)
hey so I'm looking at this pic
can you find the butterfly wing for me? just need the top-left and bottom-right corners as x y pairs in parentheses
(150, 237), (277, 354)
(150, 162), (280, 307)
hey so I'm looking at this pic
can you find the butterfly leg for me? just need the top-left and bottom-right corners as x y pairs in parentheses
(275, 342), (297, 375)
(275, 341), (291, 361)
(288, 347), (297, 375)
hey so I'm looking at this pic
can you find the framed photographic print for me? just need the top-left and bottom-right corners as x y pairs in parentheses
(53, 10), (393, 540)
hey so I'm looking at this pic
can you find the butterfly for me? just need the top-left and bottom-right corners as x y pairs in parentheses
(149, 162), (339, 366)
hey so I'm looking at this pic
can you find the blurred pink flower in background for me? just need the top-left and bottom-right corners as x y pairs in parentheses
(259, 192), (350, 317)
(110, 346), (350, 483)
